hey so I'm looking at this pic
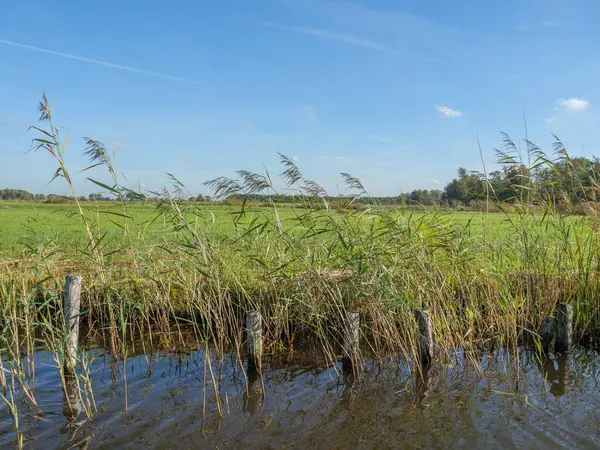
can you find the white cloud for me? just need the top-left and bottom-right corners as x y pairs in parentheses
(302, 106), (317, 121)
(547, 97), (590, 122)
(435, 105), (461, 118)
(431, 179), (440, 185)
(559, 97), (590, 111)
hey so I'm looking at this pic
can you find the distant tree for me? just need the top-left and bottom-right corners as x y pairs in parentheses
(442, 167), (484, 205)
(126, 191), (144, 202)
(88, 193), (112, 201)
(0, 188), (36, 200)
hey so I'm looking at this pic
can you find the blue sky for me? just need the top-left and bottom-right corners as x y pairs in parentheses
(1, 0), (599, 197)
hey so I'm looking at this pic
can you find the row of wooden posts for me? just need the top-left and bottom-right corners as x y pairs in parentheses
(238, 305), (574, 370)
(62, 275), (574, 373)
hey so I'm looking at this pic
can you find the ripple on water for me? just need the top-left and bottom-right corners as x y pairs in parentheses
(1, 348), (600, 449)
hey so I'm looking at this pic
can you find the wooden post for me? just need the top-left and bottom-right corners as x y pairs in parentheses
(246, 310), (262, 370)
(64, 275), (82, 371)
(556, 303), (573, 353)
(540, 317), (557, 354)
(416, 309), (433, 366)
(342, 312), (360, 371)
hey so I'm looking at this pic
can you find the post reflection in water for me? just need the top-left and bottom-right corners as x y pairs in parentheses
(60, 374), (92, 449)
(539, 353), (569, 397)
(414, 364), (431, 407)
(243, 367), (265, 416)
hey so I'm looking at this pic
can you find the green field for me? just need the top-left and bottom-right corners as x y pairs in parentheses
(0, 200), (538, 254)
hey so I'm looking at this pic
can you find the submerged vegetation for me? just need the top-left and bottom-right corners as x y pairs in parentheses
(2, 95), (600, 444)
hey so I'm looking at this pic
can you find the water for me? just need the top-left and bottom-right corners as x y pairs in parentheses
(1, 347), (600, 449)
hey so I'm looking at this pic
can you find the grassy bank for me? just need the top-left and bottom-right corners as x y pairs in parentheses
(1, 197), (598, 359)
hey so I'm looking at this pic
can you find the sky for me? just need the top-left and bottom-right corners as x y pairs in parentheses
(1, 0), (600, 197)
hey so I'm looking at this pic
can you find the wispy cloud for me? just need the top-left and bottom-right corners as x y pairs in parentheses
(302, 105), (317, 121)
(435, 105), (461, 118)
(371, 135), (393, 143)
(239, 123), (254, 130)
(261, 22), (397, 55)
(517, 21), (565, 32)
(260, 22), (454, 66)
(106, 140), (133, 151)
(0, 114), (26, 128)
(178, 156), (200, 169)
(111, 123), (135, 134)
(431, 179), (440, 185)
(320, 155), (351, 164)
(560, 97), (590, 111)
(0, 39), (201, 84)
(540, 21), (563, 28)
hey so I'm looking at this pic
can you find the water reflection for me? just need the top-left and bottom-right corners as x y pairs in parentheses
(0, 347), (599, 448)
(243, 368), (264, 416)
(415, 364), (431, 407)
(59, 375), (92, 449)
(538, 353), (569, 397)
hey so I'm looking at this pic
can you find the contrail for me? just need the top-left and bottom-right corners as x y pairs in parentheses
(260, 23), (398, 55)
(0, 39), (201, 84)
(259, 22), (456, 66)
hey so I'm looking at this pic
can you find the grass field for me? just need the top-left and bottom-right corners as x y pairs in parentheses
(0, 200), (553, 253)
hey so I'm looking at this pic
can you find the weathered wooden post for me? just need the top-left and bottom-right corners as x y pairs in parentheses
(342, 312), (360, 372)
(64, 275), (82, 372)
(556, 303), (573, 353)
(540, 317), (557, 354)
(416, 309), (433, 366)
(246, 310), (262, 371)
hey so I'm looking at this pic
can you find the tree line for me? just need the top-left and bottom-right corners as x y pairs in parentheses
(3, 152), (600, 210)
(0, 189), (128, 202)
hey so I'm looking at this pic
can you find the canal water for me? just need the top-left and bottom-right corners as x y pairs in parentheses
(1, 347), (600, 448)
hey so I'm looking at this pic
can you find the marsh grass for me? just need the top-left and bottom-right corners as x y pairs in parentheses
(2, 96), (600, 445)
